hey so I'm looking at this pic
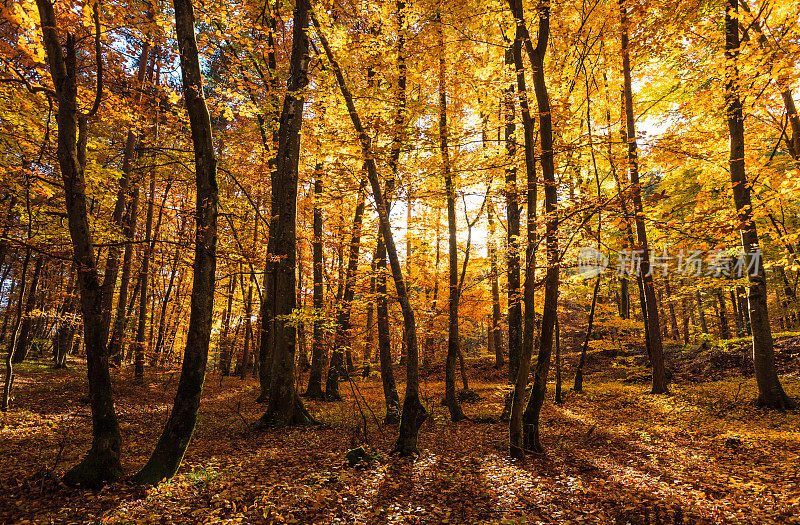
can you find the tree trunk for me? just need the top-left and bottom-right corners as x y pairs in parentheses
(100, 40), (151, 339)
(619, 277), (630, 319)
(716, 288), (731, 339)
(437, 12), (465, 422)
(36, 0), (123, 486)
(724, 0), (791, 409)
(696, 290), (708, 334)
(489, 200), (504, 368)
(134, 158), (157, 383)
(574, 277), (601, 393)
(255, 0), (315, 428)
(503, 44), (522, 387)
(554, 316), (562, 404)
(620, 0), (667, 394)
(519, 0), (560, 455)
(313, 7), (427, 454)
(325, 177), (367, 400)
(303, 166), (326, 399)
(218, 274), (235, 375)
(132, 0), (220, 484)
(154, 217), (185, 365)
(507, 0), (540, 454)
(11, 255), (43, 364)
(3, 249), (31, 411)
(108, 187), (139, 364)
(666, 277), (680, 341)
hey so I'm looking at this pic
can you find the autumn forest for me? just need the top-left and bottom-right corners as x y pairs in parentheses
(1, 0), (800, 522)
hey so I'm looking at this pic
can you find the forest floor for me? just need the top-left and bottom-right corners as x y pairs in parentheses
(1, 335), (800, 524)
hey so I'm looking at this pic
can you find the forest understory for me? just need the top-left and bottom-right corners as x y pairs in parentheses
(2, 336), (799, 525)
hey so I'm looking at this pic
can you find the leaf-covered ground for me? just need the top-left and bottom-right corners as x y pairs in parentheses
(1, 344), (799, 524)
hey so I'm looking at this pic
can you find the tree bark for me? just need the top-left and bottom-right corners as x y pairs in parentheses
(10, 255), (43, 364)
(303, 165), (326, 399)
(696, 290), (708, 334)
(134, 156), (157, 382)
(620, 0), (667, 394)
(503, 44), (523, 387)
(724, 0), (791, 409)
(3, 249), (31, 411)
(574, 277), (601, 393)
(255, 0), (315, 428)
(132, 0), (220, 484)
(108, 187), (139, 364)
(313, 7), (426, 454)
(507, 0), (540, 455)
(35, 0), (124, 486)
(515, 0), (561, 455)
(325, 177), (367, 400)
(100, 40), (151, 339)
(436, 13), (466, 422)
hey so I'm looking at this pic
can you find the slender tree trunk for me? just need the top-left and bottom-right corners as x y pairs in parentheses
(554, 316), (562, 404)
(325, 177), (367, 400)
(696, 290), (708, 334)
(154, 218), (184, 363)
(314, 6), (427, 453)
(619, 277), (630, 319)
(304, 166), (326, 398)
(731, 289), (743, 336)
(724, 0), (791, 408)
(3, 249), (31, 411)
(373, 0), (407, 424)
(620, 0), (667, 393)
(109, 187), (139, 364)
(503, 44), (522, 387)
(489, 200), (504, 368)
(437, 13), (465, 422)
(666, 277), (680, 341)
(716, 288), (731, 339)
(100, 41), (152, 338)
(218, 274), (235, 375)
(519, 0), (560, 455)
(11, 255), (43, 364)
(574, 277), (601, 393)
(132, 0), (220, 484)
(134, 159), (157, 382)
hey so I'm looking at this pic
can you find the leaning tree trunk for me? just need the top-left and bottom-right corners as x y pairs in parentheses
(620, 0), (667, 394)
(131, 0), (220, 484)
(303, 165), (326, 399)
(36, 0), (124, 486)
(518, 0), (560, 455)
(723, 0), (791, 409)
(254, 0), (315, 428)
(314, 7), (427, 454)
(374, 0), (407, 425)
